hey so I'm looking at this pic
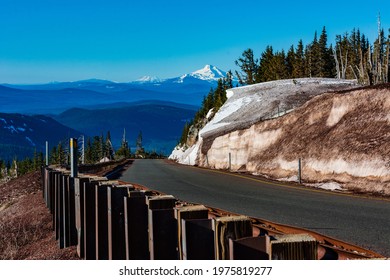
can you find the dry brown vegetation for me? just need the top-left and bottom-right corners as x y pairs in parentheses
(0, 171), (78, 259)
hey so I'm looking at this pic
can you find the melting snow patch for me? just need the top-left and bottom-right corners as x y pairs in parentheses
(0, 118), (7, 124)
(17, 127), (26, 132)
(206, 108), (214, 119)
(277, 175), (299, 182)
(308, 181), (344, 191)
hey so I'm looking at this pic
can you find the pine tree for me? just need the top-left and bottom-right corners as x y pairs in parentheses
(57, 142), (65, 165)
(50, 146), (58, 164)
(179, 122), (190, 146)
(293, 40), (305, 78)
(286, 45), (296, 78)
(310, 31), (321, 77)
(257, 45), (275, 82)
(115, 129), (131, 159)
(213, 79), (225, 109)
(273, 50), (288, 80)
(105, 131), (115, 160)
(85, 137), (93, 164)
(318, 26), (335, 77)
(136, 131), (145, 157)
(235, 48), (259, 85)
(92, 136), (102, 162)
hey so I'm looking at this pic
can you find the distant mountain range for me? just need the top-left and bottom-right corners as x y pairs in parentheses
(53, 101), (197, 155)
(1, 65), (235, 114)
(0, 65), (231, 160)
(0, 113), (82, 162)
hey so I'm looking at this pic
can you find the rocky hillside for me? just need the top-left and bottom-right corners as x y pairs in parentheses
(171, 79), (390, 195)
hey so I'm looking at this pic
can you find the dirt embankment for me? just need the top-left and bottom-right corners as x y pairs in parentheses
(0, 171), (78, 260)
(199, 84), (390, 195)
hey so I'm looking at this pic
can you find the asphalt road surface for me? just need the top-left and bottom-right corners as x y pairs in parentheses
(120, 159), (390, 257)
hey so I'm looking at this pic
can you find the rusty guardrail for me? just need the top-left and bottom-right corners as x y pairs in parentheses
(41, 166), (384, 260)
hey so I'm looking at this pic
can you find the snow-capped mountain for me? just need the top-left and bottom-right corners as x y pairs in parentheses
(177, 65), (228, 83)
(130, 65), (234, 85)
(134, 76), (162, 84)
(2, 65), (236, 114)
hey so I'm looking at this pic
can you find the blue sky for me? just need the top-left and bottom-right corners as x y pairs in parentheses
(0, 0), (389, 84)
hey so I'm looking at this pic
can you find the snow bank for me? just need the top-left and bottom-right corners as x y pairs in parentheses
(168, 140), (201, 165)
(200, 78), (357, 138)
(169, 78), (358, 168)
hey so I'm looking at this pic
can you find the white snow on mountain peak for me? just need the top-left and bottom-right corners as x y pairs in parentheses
(177, 65), (229, 83)
(134, 76), (162, 83)
(191, 65), (226, 80)
(131, 65), (233, 85)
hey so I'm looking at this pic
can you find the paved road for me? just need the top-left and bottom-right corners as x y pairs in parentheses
(120, 159), (390, 257)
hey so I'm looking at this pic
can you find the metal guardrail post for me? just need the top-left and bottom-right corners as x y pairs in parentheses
(271, 234), (317, 260)
(83, 178), (107, 260)
(70, 138), (78, 178)
(182, 219), (215, 260)
(45, 141), (49, 166)
(124, 191), (150, 260)
(107, 185), (134, 260)
(147, 195), (178, 260)
(74, 176), (90, 259)
(95, 183), (110, 260)
(62, 173), (70, 247)
(212, 216), (252, 260)
(229, 236), (271, 260)
(176, 205), (209, 260)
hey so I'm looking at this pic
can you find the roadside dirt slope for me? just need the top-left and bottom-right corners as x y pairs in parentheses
(199, 84), (390, 195)
(0, 171), (78, 259)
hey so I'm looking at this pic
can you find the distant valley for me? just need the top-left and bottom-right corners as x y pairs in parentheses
(53, 101), (197, 155)
(0, 65), (227, 160)
(0, 113), (82, 162)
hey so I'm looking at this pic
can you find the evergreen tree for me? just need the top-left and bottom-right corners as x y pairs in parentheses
(310, 31), (321, 77)
(179, 122), (191, 146)
(85, 137), (93, 164)
(272, 50), (289, 80)
(293, 40), (306, 78)
(257, 45), (275, 82)
(57, 142), (65, 165)
(135, 131), (145, 157)
(318, 26), (335, 77)
(50, 146), (58, 164)
(105, 131), (115, 160)
(92, 136), (102, 162)
(235, 48), (259, 85)
(226, 70), (234, 88)
(213, 79), (225, 109)
(115, 129), (131, 159)
(286, 45), (296, 78)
